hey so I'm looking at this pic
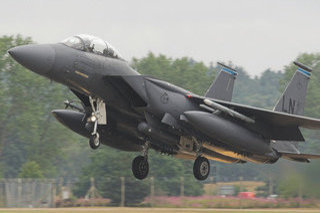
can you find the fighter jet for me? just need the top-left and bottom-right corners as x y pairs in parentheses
(8, 34), (320, 180)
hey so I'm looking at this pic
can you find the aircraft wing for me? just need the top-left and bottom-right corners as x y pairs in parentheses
(190, 95), (320, 129)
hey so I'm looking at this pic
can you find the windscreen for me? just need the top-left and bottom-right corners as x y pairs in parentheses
(61, 34), (124, 60)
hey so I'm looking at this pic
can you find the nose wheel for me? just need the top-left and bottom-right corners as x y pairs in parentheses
(89, 133), (100, 149)
(193, 156), (210, 180)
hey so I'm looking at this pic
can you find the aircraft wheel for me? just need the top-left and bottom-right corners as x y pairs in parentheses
(193, 156), (210, 181)
(132, 156), (149, 180)
(89, 134), (100, 149)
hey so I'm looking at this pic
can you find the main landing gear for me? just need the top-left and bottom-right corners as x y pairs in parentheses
(193, 156), (210, 181)
(132, 156), (149, 180)
(132, 143), (149, 180)
(87, 96), (106, 150)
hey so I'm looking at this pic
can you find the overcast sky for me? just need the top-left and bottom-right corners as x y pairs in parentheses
(1, 0), (320, 76)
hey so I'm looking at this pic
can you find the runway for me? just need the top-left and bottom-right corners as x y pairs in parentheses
(0, 208), (319, 213)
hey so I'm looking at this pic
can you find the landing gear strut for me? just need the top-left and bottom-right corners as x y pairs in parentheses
(87, 96), (106, 150)
(193, 156), (210, 181)
(132, 143), (149, 180)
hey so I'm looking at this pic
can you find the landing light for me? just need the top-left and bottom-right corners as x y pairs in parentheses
(90, 115), (97, 122)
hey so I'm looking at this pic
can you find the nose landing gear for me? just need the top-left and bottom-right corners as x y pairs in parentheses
(87, 96), (106, 150)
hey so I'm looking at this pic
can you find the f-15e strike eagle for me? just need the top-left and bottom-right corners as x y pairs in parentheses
(8, 34), (320, 180)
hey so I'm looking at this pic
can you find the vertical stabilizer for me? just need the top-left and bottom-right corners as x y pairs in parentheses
(272, 62), (312, 158)
(274, 61), (312, 115)
(205, 63), (237, 101)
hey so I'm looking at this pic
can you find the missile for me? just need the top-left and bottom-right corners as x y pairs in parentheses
(203, 99), (255, 123)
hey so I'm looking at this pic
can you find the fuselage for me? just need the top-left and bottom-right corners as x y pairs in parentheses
(8, 37), (280, 165)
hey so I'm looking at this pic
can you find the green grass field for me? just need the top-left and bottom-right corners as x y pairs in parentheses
(0, 208), (319, 213)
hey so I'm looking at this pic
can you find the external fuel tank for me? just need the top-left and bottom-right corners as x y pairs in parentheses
(183, 111), (272, 154)
(52, 109), (142, 152)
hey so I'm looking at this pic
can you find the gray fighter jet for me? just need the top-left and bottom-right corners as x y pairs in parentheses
(8, 34), (320, 180)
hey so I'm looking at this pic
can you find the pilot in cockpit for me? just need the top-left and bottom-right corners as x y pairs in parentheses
(61, 34), (124, 60)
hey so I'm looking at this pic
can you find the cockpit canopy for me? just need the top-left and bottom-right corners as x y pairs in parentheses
(61, 34), (124, 60)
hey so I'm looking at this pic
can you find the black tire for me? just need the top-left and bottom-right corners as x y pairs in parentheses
(193, 156), (210, 181)
(132, 156), (149, 180)
(89, 134), (100, 149)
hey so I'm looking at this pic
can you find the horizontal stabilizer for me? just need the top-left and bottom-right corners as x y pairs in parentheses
(281, 152), (320, 159)
(270, 126), (305, 141)
(280, 152), (320, 163)
(272, 141), (301, 154)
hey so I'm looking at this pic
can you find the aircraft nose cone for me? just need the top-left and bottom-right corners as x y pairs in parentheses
(8, 44), (55, 76)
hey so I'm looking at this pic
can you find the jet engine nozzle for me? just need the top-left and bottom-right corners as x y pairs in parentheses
(8, 44), (55, 77)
